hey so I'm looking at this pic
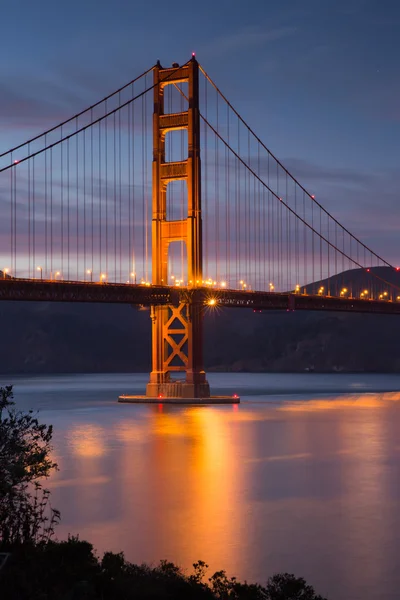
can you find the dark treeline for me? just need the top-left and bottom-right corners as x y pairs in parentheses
(1, 541), (328, 600)
(1, 298), (400, 374)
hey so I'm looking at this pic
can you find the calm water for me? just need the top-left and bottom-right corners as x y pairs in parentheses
(3, 372), (400, 600)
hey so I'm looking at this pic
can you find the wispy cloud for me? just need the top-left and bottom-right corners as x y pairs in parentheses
(282, 158), (379, 188)
(202, 26), (297, 58)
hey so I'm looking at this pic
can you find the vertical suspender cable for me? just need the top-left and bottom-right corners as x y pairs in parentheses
(141, 92), (145, 280)
(257, 143), (261, 291)
(114, 111), (117, 281)
(50, 148), (53, 277)
(67, 138), (70, 280)
(236, 115), (240, 287)
(204, 77), (208, 281)
(303, 191), (306, 288)
(9, 158), (13, 276)
(286, 173), (289, 291)
(105, 103), (109, 280)
(132, 88), (135, 278)
(76, 118), (79, 280)
(44, 139), (48, 276)
(28, 146), (31, 277)
(145, 73), (149, 283)
(119, 94), (122, 282)
(83, 125), (86, 279)
(32, 157), (35, 276)
(294, 184), (298, 287)
(215, 86), (219, 282)
(90, 110), (94, 277)
(226, 104), (230, 286)
(276, 163), (280, 290)
(98, 121), (102, 276)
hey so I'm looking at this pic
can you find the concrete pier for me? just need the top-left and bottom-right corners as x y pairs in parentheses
(118, 395), (240, 405)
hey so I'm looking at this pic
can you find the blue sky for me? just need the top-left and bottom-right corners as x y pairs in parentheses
(0, 0), (399, 268)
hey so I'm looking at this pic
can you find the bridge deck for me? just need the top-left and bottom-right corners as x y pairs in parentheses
(1, 279), (400, 315)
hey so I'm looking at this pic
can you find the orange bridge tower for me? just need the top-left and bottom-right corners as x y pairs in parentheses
(145, 57), (210, 400)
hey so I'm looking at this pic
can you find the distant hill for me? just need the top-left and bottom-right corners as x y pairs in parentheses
(1, 267), (400, 374)
(300, 266), (400, 299)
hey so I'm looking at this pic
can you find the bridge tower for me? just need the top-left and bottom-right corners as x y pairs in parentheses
(145, 57), (210, 400)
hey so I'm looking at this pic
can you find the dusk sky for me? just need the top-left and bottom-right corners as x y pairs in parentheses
(1, 0), (399, 265)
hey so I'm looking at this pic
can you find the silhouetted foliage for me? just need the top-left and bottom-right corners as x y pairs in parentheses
(0, 385), (59, 546)
(266, 573), (327, 600)
(0, 537), (328, 600)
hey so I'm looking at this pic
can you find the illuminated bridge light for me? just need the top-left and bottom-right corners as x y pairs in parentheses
(207, 298), (217, 306)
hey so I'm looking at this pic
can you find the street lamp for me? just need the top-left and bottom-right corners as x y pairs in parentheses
(86, 269), (93, 282)
(100, 273), (106, 283)
(36, 266), (43, 280)
(130, 272), (136, 284)
(3, 268), (9, 279)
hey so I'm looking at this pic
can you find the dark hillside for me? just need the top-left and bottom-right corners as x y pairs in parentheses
(1, 267), (400, 374)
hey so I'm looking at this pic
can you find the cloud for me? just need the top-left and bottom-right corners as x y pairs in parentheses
(0, 63), (154, 151)
(0, 84), (67, 126)
(281, 157), (378, 188)
(202, 26), (297, 58)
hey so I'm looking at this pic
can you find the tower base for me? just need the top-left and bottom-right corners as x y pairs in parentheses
(118, 378), (239, 405)
(146, 380), (210, 399)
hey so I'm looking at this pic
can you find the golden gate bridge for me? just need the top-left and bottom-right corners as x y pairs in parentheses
(1, 56), (399, 402)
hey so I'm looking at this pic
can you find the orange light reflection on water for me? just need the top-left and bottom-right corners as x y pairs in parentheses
(49, 392), (400, 599)
(279, 392), (400, 412)
(69, 424), (107, 457)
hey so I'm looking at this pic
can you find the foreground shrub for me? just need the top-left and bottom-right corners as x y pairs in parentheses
(0, 537), (328, 600)
(0, 385), (59, 546)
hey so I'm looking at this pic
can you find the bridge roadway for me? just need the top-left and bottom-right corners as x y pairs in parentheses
(1, 278), (400, 315)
